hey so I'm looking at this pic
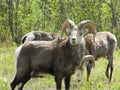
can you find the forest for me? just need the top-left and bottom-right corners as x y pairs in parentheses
(0, 0), (120, 90)
(0, 0), (120, 47)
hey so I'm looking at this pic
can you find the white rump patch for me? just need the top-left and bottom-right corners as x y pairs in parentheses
(14, 45), (22, 64)
(24, 32), (35, 43)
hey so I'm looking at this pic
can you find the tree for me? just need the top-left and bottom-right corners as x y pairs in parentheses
(0, 0), (120, 47)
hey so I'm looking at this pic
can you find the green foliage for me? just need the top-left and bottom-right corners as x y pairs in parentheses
(0, 0), (120, 47)
(0, 77), (8, 90)
(101, 3), (111, 31)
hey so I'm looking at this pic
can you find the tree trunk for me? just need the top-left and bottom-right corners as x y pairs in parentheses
(8, 0), (14, 41)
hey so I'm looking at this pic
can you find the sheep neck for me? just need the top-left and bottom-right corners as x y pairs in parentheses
(65, 38), (85, 65)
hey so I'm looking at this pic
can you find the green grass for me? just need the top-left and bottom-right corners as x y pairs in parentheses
(0, 43), (120, 90)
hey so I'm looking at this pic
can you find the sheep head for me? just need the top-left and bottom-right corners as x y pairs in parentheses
(61, 19), (97, 43)
(75, 55), (95, 82)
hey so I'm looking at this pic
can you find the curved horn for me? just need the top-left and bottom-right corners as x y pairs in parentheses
(61, 19), (75, 39)
(79, 55), (95, 70)
(75, 55), (95, 82)
(77, 20), (97, 43)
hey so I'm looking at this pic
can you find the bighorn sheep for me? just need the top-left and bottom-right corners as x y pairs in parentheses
(85, 31), (117, 82)
(10, 19), (97, 90)
(21, 31), (58, 43)
(61, 21), (117, 82)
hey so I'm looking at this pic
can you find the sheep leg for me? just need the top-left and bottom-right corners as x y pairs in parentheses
(10, 75), (19, 90)
(109, 62), (113, 83)
(64, 75), (71, 90)
(55, 76), (62, 90)
(105, 63), (110, 78)
(110, 64), (113, 82)
(86, 61), (92, 81)
(109, 55), (113, 82)
(18, 74), (31, 90)
(106, 54), (113, 82)
(10, 73), (31, 90)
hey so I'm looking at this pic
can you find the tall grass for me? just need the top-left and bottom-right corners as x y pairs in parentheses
(0, 43), (120, 90)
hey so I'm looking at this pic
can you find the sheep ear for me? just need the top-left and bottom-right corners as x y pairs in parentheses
(61, 19), (75, 38)
(83, 28), (89, 35)
(65, 28), (71, 35)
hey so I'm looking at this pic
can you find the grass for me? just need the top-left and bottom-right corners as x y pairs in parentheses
(0, 43), (120, 90)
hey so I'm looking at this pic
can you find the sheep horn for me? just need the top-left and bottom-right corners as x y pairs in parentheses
(79, 55), (95, 71)
(77, 20), (97, 43)
(61, 19), (75, 39)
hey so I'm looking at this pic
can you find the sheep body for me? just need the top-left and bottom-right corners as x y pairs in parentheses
(85, 31), (117, 82)
(22, 31), (58, 43)
(11, 37), (85, 90)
